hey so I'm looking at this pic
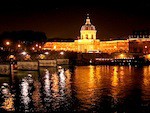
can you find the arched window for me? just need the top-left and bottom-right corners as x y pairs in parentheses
(86, 34), (88, 39)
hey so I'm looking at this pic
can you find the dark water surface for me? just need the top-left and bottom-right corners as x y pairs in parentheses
(0, 65), (150, 113)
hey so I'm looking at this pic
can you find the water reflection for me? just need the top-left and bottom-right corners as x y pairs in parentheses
(32, 80), (43, 112)
(74, 66), (102, 111)
(0, 83), (15, 111)
(19, 74), (34, 112)
(43, 69), (51, 96)
(38, 66), (72, 112)
(142, 66), (150, 107)
(73, 66), (150, 112)
(0, 65), (150, 112)
(41, 69), (51, 112)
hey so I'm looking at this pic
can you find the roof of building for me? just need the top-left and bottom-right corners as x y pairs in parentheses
(81, 14), (96, 31)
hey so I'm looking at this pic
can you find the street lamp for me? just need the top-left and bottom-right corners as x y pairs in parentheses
(44, 52), (49, 55)
(21, 51), (27, 55)
(6, 41), (10, 46)
(32, 47), (35, 51)
(35, 44), (38, 47)
(16, 44), (22, 52)
(9, 55), (15, 64)
(17, 44), (21, 48)
(5, 41), (11, 51)
(60, 51), (64, 55)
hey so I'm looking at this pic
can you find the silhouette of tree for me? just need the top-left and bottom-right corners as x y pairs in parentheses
(0, 30), (48, 45)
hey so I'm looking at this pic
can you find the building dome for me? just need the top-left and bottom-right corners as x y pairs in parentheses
(81, 24), (96, 30)
(80, 14), (97, 40)
(81, 15), (96, 31)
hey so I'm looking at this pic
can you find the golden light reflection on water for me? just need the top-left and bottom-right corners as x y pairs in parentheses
(142, 66), (150, 100)
(111, 66), (125, 100)
(112, 66), (119, 87)
(1, 95), (15, 111)
(65, 69), (71, 95)
(74, 65), (139, 110)
(74, 66), (102, 109)
(89, 66), (96, 89)
(32, 81), (43, 111)
(0, 83), (15, 111)
(143, 66), (150, 86)
(50, 68), (72, 110)
(1, 65), (150, 112)
(111, 66), (134, 99)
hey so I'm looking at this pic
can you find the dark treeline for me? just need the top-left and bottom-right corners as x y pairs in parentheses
(0, 30), (48, 44)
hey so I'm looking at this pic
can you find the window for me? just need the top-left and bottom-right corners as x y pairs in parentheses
(91, 35), (93, 39)
(82, 35), (83, 39)
(86, 34), (88, 39)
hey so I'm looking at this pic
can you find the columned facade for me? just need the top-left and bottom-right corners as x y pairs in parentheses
(43, 15), (150, 54)
(80, 15), (96, 40)
(74, 15), (100, 53)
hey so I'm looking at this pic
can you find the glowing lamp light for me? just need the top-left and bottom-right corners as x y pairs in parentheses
(119, 53), (125, 59)
(21, 51), (27, 55)
(6, 41), (10, 46)
(25, 54), (31, 60)
(36, 44), (38, 47)
(120, 54), (124, 57)
(9, 55), (15, 59)
(146, 54), (150, 60)
(32, 47), (35, 50)
(114, 46), (117, 49)
(44, 52), (49, 55)
(145, 46), (147, 48)
(18, 44), (21, 48)
(89, 59), (92, 63)
(39, 54), (45, 59)
(60, 51), (64, 55)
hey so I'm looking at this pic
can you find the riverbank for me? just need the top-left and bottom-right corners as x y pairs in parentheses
(0, 50), (150, 66)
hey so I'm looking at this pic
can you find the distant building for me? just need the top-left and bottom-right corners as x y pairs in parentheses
(43, 15), (150, 54)
(129, 30), (150, 54)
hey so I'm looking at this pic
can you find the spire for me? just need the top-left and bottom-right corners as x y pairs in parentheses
(86, 14), (91, 24)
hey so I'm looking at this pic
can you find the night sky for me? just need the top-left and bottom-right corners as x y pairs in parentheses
(0, 0), (150, 40)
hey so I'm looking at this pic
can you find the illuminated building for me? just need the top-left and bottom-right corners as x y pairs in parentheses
(43, 15), (100, 53)
(99, 40), (129, 54)
(43, 15), (150, 54)
(74, 14), (100, 53)
(129, 30), (150, 54)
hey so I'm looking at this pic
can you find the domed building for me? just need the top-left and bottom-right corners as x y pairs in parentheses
(44, 15), (150, 54)
(74, 15), (100, 53)
(43, 15), (130, 53)
(43, 15), (100, 53)
(80, 15), (96, 40)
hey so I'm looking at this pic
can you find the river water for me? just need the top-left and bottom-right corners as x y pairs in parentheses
(0, 65), (150, 113)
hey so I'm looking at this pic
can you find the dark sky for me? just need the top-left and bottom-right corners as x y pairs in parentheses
(0, 0), (150, 40)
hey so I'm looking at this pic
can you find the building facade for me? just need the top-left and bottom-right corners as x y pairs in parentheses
(128, 30), (150, 54)
(43, 16), (150, 54)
